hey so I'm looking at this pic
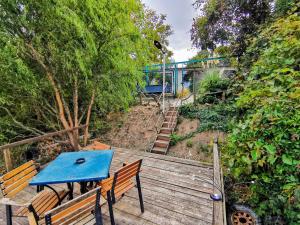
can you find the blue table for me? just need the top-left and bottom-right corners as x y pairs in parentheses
(30, 150), (114, 198)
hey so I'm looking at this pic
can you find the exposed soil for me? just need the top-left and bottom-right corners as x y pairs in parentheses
(168, 118), (226, 163)
(99, 103), (160, 151)
(98, 103), (226, 163)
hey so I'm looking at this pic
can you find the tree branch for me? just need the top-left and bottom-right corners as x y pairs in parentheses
(0, 106), (45, 136)
(84, 91), (95, 146)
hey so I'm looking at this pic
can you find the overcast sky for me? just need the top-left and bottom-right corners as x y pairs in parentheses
(142, 0), (198, 62)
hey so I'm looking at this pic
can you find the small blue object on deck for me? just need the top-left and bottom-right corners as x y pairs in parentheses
(29, 150), (114, 185)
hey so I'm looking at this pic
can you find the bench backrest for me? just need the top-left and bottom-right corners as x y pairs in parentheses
(0, 160), (37, 198)
(83, 141), (111, 150)
(43, 187), (102, 225)
(100, 159), (142, 200)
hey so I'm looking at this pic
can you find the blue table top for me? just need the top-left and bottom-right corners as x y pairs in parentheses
(29, 150), (114, 185)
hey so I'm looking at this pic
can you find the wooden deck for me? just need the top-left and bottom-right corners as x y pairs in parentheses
(0, 147), (215, 225)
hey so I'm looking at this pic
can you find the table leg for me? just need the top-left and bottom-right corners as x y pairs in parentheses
(80, 182), (88, 194)
(67, 183), (73, 200)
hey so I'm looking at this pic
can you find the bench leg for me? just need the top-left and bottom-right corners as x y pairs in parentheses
(6, 205), (12, 225)
(95, 190), (103, 225)
(107, 191), (115, 225)
(136, 174), (144, 213)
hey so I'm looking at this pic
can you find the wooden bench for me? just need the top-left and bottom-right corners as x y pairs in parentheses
(28, 187), (103, 225)
(83, 141), (111, 150)
(99, 159), (144, 225)
(0, 160), (68, 225)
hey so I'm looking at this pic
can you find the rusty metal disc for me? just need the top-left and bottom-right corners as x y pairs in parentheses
(231, 211), (255, 225)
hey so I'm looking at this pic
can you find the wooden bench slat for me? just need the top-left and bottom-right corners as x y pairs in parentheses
(83, 141), (111, 150)
(43, 188), (101, 225)
(116, 160), (141, 177)
(6, 179), (30, 198)
(3, 165), (36, 187)
(15, 190), (49, 216)
(36, 191), (66, 216)
(15, 190), (67, 217)
(53, 204), (94, 225)
(3, 169), (37, 195)
(115, 168), (139, 186)
(1, 160), (34, 181)
(115, 182), (135, 199)
(51, 194), (96, 221)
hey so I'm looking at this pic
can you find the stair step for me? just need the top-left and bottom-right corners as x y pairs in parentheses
(160, 128), (172, 134)
(166, 112), (177, 115)
(157, 134), (170, 141)
(151, 147), (167, 154)
(162, 122), (176, 128)
(167, 111), (177, 114)
(158, 133), (170, 137)
(164, 116), (178, 121)
(154, 140), (169, 148)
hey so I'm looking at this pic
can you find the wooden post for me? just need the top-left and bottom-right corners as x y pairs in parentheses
(3, 148), (13, 171)
(213, 137), (224, 225)
(193, 72), (196, 105)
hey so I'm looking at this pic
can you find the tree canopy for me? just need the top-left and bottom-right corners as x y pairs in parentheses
(0, 0), (172, 146)
(191, 0), (298, 56)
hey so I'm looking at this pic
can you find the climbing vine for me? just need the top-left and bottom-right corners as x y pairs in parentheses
(223, 13), (300, 223)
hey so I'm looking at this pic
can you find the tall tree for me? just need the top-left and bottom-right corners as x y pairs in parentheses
(0, 0), (149, 147)
(191, 0), (272, 56)
(140, 6), (173, 63)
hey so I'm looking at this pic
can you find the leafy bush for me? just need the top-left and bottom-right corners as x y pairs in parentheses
(198, 69), (230, 95)
(170, 133), (182, 146)
(186, 139), (193, 148)
(224, 13), (300, 223)
(197, 95), (220, 104)
(179, 103), (236, 132)
(197, 142), (210, 154)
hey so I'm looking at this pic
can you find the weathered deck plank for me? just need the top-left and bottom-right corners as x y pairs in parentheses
(0, 147), (215, 225)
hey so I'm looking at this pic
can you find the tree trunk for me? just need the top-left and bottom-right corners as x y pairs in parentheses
(73, 78), (79, 150)
(84, 91), (95, 146)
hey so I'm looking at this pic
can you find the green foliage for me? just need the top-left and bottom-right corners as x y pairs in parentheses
(186, 139), (193, 148)
(198, 69), (230, 95)
(170, 133), (182, 146)
(197, 69), (230, 104)
(197, 142), (210, 154)
(224, 14), (300, 223)
(0, 0), (172, 145)
(191, 0), (272, 55)
(275, 0), (299, 16)
(179, 103), (235, 132)
(141, 8), (173, 63)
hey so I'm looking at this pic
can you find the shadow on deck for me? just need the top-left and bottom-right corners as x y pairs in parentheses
(0, 147), (214, 225)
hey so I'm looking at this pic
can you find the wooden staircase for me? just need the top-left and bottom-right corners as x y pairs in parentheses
(151, 106), (178, 154)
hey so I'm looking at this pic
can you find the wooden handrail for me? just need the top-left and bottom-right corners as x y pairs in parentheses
(212, 137), (226, 225)
(0, 125), (86, 151)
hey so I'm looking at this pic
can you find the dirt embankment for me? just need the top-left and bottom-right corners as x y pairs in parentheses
(98, 104), (225, 163)
(99, 104), (160, 151)
(168, 118), (226, 163)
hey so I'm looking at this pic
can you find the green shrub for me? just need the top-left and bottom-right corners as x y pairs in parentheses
(179, 103), (236, 132)
(198, 69), (230, 95)
(197, 142), (210, 154)
(224, 14), (300, 223)
(170, 133), (182, 146)
(186, 139), (193, 148)
(197, 95), (220, 104)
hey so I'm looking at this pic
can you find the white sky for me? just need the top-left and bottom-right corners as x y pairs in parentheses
(142, 0), (198, 62)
